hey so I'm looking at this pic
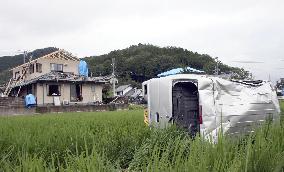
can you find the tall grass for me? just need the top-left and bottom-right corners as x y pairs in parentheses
(129, 122), (284, 172)
(0, 104), (283, 171)
(0, 110), (149, 171)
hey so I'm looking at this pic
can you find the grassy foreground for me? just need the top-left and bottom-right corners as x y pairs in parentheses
(0, 105), (283, 171)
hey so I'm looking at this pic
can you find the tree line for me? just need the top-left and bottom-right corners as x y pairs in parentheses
(84, 43), (248, 87)
(0, 44), (248, 86)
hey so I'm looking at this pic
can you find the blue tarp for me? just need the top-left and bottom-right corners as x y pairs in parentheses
(25, 94), (36, 107)
(157, 67), (205, 77)
(78, 60), (89, 77)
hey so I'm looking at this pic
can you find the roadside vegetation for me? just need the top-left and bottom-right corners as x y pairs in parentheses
(0, 103), (283, 171)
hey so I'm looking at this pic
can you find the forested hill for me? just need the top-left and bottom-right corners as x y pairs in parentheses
(0, 44), (248, 86)
(0, 47), (58, 84)
(84, 44), (248, 86)
(0, 47), (58, 72)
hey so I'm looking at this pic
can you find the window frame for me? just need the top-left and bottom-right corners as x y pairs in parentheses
(29, 64), (35, 74)
(91, 85), (96, 92)
(47, 84), (61, 96)
(14, 71), (20, 79)
(36, 63), (42, 73)
(50, 63), (63, 72)
(70, 84), (82, 102)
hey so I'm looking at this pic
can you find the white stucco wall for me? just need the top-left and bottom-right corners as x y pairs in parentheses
(81, 83), (103, 102)
(35, 82), (103, 105)
(12, 58), (80, 81)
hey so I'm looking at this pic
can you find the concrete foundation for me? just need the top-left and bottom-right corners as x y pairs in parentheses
(0, 97), (129, 116)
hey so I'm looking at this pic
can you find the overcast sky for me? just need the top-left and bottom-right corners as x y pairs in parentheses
(0, 0), (284, 82)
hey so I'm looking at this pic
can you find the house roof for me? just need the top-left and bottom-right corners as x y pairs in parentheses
(10, 72), (110, 88)
(124, 88), (135, 97)
(11, 49), (79, 71)
(123, 88), (143, 98)
(130, 89), (142, 98)
(116, 85), (131, 92)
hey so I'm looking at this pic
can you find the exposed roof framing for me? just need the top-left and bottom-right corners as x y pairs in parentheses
(11, 49), (79, 71)
(9, 72), (111, 89)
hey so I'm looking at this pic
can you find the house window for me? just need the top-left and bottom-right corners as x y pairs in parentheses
(29, 64), (34, 74)
(48, 84), (61, 96)
(50, 63), (63, 72)
(14, 71), (20, 79)
(36, 63), (42, 73)
(70, 84), (82, 102)
(91, 85), (96, 92)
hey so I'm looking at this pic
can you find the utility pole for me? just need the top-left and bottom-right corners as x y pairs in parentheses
(215, 57), (220, 75)
(111, 58), (116, 97)
(23, 51), (27, 64)
(249, 72), (253, 80)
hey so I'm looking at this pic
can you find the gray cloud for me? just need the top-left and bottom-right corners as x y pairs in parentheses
(232, 61), (264, 64)
(0, 0), (284, 82)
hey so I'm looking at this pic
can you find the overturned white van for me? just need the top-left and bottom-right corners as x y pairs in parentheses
(142, 74), (280, 138)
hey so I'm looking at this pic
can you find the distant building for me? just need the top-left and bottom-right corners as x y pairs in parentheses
(129, 88), (143, 103)
(5, 49), (109, 105)
(115, 85), (133, 96)
(114, 85), (143, 103)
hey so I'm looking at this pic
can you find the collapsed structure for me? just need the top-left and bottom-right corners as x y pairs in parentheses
(3, 50), (110, 105)
(142, 74), (280, 139)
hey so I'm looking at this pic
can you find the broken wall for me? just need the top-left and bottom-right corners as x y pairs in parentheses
(0, 97), (36, 116)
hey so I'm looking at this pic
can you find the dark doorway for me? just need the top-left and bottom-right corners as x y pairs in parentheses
(172, 81), (200, 137)
(70, 84), (82, 102)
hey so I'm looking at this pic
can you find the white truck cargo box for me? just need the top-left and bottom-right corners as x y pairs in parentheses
(142, 74), (280, 139)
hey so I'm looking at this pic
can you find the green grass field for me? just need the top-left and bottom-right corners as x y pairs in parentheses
(0, 103), (283, 171)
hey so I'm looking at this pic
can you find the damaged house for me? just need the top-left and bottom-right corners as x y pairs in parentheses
(4, 50), (109, 105)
